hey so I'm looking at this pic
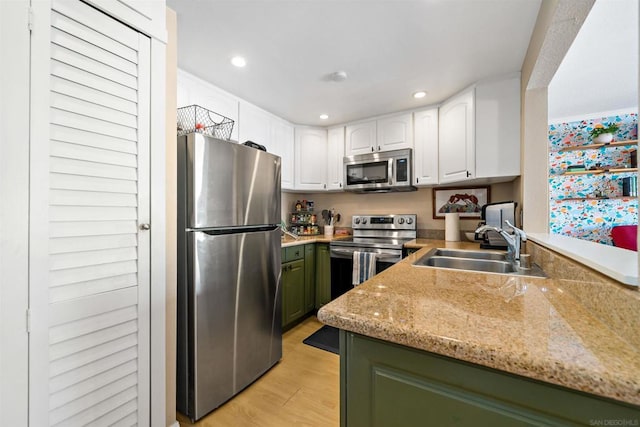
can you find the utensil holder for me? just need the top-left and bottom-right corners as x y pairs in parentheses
(324, 225), (334, 238)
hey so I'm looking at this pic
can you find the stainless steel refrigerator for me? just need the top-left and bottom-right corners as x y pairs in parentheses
(176, 133), (282, 421)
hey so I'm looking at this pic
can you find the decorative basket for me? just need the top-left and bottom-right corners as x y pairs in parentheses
(177, 105), (234, 140)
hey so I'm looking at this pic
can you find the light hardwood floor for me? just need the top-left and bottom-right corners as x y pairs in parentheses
(177, 316), (340, 426)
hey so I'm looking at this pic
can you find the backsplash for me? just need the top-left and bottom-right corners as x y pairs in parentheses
(548, 112), (638, 245)
(282, 181), (516, 234)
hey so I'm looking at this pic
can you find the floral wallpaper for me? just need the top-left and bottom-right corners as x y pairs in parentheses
(548, 113), (638, 246)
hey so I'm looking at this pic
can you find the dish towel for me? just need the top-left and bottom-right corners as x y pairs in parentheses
(352, 251), (377, 286)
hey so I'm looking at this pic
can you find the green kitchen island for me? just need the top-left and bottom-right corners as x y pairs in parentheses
(318, 241), (640, 426)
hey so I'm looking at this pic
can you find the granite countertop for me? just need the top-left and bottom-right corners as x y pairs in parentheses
(281, 234), (349, 247)
(317, 240), (640, 406)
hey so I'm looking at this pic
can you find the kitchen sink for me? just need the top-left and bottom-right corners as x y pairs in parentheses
(412, 248), (546, 278)
(420, 257), (516, 273)
(429, 248), (508, 261)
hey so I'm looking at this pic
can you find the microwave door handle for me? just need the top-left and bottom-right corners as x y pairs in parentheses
(388, 159), (394, 185)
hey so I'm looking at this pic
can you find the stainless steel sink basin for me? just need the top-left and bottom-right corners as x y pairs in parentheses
(421, 257), (516, 273)
(412, 248), (546, 278)
(430, 248), (508, 261)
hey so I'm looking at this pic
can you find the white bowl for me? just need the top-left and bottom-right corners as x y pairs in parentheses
(464, 232), (478, 242)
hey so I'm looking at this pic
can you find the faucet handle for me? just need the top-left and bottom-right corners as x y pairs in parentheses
(505, 220), (527, 241)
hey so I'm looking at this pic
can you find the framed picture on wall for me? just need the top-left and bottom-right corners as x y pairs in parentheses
(432, 186), (490, 219)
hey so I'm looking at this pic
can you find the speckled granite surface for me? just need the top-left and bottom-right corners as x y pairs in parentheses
(318, 240), (640, 406)
(281, 234), (349, 247)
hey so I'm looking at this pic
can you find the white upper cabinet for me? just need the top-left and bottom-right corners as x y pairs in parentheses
(475, 75), (520, 179)
(327, 126), (345, 191)
(295, 127), (327, 191)
(271, 120), (295, 190)
(345, 120), (376, 156)
(239, 101), (271, 147)
(345, 113), (413, 156)
(177, 70), (239, 142)
(377, 113), (413, 152)
(438, 74), (521, 185)
(438, 88), (475, 183)
(413, 108), (439, 186)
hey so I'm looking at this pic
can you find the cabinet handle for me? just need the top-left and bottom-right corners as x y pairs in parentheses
(466, 171), (471, 177)
(378, 146), (381, 151)
(324, 183), (326, 189)
(416, 177), (419, 184)
(371, 147), (374, 152)
(339, 182), (342, 188)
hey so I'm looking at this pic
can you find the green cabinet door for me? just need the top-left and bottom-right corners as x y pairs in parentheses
(304, 244), (316, 313)
(341, 331), (640, 427)
(315, 243), (331, 309)
(282, 259), (305, 327)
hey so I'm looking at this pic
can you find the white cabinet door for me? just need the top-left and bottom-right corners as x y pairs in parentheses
(30, 2), (151, 425)
(84, 0), (165, 41)
(294, 128), (327, 190)
(271, 120), (295, 190)
(475, 75), (520, 179)
(239, 101), (271, 148)
(413, 108), (439, 186)
(438, 88), (475, 183)
(345, 121), (376, 156)
(327, 126), (345, 191)
(377, 113), (413, 151)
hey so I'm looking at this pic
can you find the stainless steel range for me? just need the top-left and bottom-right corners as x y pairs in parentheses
(330, 214), (417, 298)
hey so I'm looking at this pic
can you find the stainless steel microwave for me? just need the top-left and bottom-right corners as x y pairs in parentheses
(343, 148), (416, 192)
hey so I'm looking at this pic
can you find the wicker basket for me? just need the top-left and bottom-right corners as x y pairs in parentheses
(177, 105), (234, 140)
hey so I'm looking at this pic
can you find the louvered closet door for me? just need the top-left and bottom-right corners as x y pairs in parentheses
(38, 1), (150, 425)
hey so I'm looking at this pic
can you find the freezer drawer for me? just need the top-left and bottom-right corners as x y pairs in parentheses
(177, 227), (282, 420)
(178, 133), (281, 229)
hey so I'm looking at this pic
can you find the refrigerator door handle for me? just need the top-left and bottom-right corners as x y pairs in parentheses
(195, 225), (280, 236)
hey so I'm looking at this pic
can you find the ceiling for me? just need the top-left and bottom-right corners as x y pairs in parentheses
(167, 0), (541, 126)
(548, 0), (638, 121)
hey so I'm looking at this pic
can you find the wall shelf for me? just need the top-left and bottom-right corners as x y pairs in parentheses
(553, 139), (637, 153)
(552, 196), (636, 202)
(560, 167), (637, 176)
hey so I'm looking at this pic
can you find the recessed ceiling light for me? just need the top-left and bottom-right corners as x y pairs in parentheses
(413, 91), (427, 99)
(231, 56), (246, 67)
(319, 114), (329, 120)
(329, 71), (348, 82)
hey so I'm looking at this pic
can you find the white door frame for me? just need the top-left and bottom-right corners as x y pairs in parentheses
(0, 0), (31, 424)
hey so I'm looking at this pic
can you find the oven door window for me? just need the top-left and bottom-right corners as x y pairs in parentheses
(346, 160), (389, 185)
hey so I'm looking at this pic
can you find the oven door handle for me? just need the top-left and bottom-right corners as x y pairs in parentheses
(330, 248), (400, 261)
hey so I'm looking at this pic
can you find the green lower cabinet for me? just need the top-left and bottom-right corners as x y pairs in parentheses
(304, 244), (316, 313)
(340, 331), (640, 427)
(315, 243), (331, 309)
(281, 259), (305, 327)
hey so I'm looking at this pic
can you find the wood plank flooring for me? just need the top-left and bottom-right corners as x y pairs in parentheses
(177, 316), (340, 426)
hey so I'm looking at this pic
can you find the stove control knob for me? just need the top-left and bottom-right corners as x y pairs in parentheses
(406, 217), (413, 225)
(354, 217), (361, 224)
(362, 218), (368, 224)
(398, 218), (405, 224)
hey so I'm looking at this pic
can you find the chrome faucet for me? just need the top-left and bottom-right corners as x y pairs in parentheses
(475, 220), (527, 263)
